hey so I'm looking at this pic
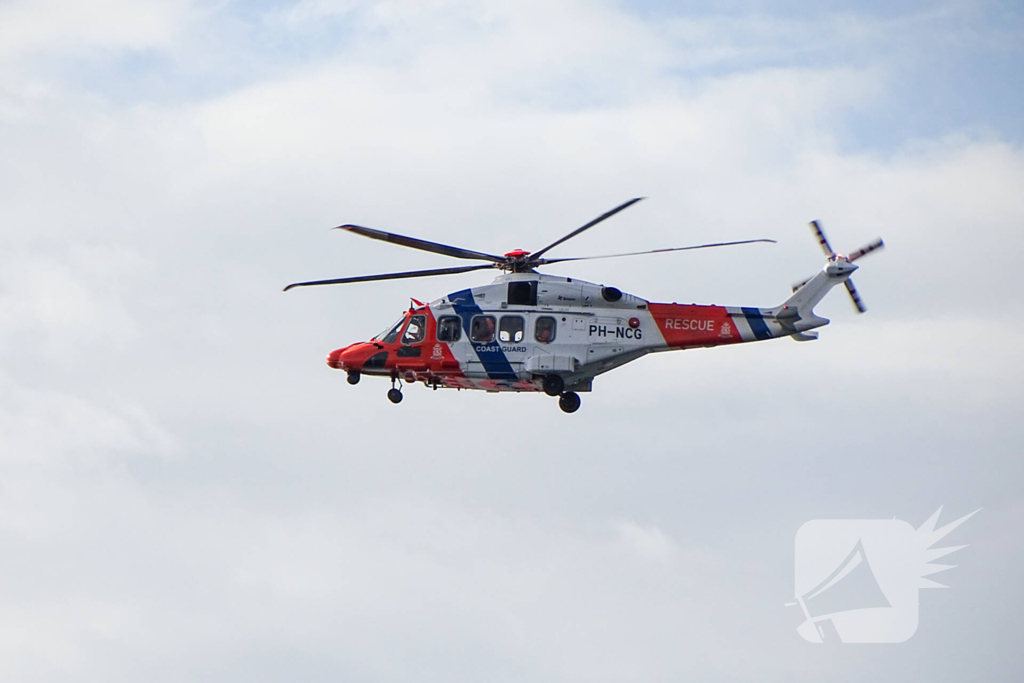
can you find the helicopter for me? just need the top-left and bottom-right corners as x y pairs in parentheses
(285, 198), (883, 412)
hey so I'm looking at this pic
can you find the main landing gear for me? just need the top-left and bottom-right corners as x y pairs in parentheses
(387, 375), (403, 404)
(558, 391), (581, 414)
(543, 374), (580, 413)
(542, 374), (565, 397)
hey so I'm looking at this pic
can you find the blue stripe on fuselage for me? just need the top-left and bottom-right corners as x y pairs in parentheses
(741, 307), (772, 341)
(449, 288), (519, 381)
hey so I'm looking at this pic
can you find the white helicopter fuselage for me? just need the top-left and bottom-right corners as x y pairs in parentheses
(289, 202), (881, 411)
(327, 269), (842, 394)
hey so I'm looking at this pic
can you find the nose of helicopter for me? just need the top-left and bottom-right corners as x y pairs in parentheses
(327, 342), (377, 369)
(327, 347), (347, 369)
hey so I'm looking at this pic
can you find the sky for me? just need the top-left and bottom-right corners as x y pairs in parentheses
(1, 0), (1023, 680)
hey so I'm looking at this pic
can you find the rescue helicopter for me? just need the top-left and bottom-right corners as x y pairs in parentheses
(285, 198), (883, 412)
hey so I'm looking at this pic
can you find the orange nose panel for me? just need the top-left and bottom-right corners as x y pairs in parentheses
(327, 343), (377, 370)
(327, 348), (347, 369)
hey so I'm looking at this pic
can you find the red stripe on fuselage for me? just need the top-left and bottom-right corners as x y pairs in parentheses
(648, 303), (740, 347)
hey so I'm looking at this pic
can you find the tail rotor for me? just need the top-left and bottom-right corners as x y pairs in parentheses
(844, 279), (867, 313)
(809, 220), (835, 258)
(791, 276), (812, 293)
(793, 221), (884, 313)
(848, 238), (884, 262)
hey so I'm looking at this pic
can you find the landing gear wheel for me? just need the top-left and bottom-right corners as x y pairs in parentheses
(558, 391), (581, 413)
(543, 374), (565, 397)
(387, 388), (404, 404)
(347, 371), (360, 385)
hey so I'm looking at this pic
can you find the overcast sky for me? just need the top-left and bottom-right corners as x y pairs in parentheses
(2, 1), (1022, 681)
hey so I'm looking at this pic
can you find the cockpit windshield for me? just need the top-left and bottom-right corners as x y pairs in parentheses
(373, 316), (406, 343)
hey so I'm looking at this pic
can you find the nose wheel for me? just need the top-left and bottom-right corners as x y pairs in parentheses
(387, 376), (404, 404)
(558, 391), (581, 413)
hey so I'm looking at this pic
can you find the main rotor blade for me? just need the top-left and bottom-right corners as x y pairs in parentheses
(529, 197), (645, 260)
(336, 224), (505, 263)
(809, 220), (835, 258)
(534, 238), (777, 266)
(283, 264), (494, 291)
(845, 279), (866, 313)
(848, 238), (884, 262)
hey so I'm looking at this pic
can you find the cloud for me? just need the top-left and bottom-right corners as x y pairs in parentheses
(612, 520), (681, 561)
(1, 1), (1022, 681)
(0, 246), (146, 353)
(0, 0), (194, 61)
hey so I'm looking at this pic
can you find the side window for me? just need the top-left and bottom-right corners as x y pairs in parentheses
(437, 315), (462, 342)
(535, 316), (557, 343)
(507, 281), (537, 306)
(470, 315), (496, 343)
(401, 315), (426, 344)
(499, 316), (525, 343)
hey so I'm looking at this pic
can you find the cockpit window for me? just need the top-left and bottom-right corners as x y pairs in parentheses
(374, 317), (406, 344)
(402, 315), (426, 344)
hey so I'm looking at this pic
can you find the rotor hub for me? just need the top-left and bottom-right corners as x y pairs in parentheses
(501, 249), (535, 273)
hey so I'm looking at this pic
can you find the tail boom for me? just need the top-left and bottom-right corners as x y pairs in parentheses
(646, 302), (798, 348)
(644, 222), (882, 349)
(645, 263), (858, 349)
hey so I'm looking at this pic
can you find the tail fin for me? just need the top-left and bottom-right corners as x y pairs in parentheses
(773, 270), (839, 336)
(773, 222), (884, 339)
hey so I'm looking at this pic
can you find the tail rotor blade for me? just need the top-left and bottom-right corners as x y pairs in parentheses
(792, 276), (812, 293)
(845, 279), (867, 313)
(848, 238), (885, 262)
(809, 220), (835, 258)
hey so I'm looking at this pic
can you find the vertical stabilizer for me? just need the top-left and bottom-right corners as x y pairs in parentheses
(773, 222), (884, 339)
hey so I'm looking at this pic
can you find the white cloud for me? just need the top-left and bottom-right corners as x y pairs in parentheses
(0, 246), (147, 353)
(1, 1), (1022, 680)
(0, 0), (194, 61)
(612, 519), (681, 561)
